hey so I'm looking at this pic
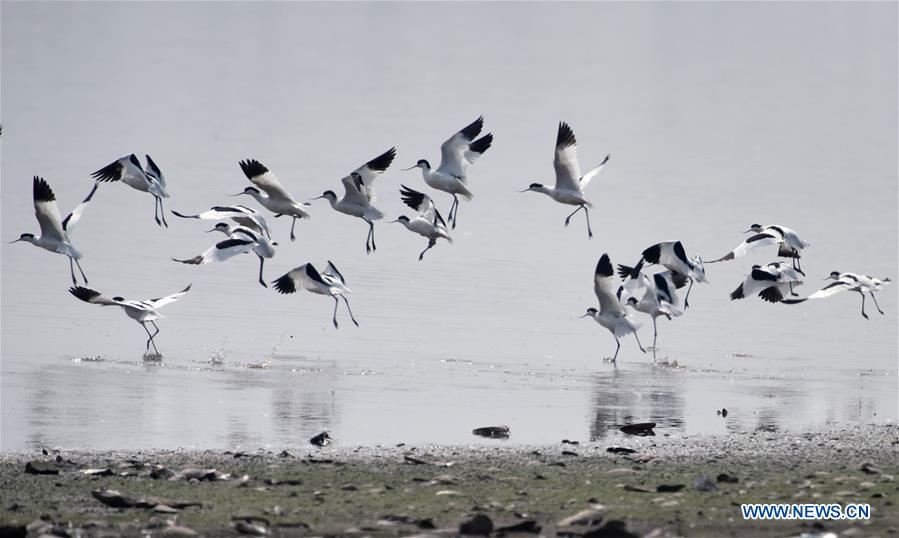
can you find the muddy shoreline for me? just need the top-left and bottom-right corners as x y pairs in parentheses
(1, 424), (896, 537)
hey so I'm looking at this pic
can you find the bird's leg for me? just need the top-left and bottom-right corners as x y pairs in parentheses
(332, 296), (340, 329)
(68, 257), (77, 285)
(789, 282), (798, 297)
(142, 322), (160, 355)
(684, 278), (695, 309)
(257, 255), (267, 288)
(419, 238), (436, 261)
(153, 197), (162, 227)
(563, 205), (583, 227)
(583, 206), (594, 239)
(634, 331), (646, 353)
(158, 197), (169, 228)
(652, 317), (658, 359)
(612, 337), (620, 363)
(870, 292), (885, 315)
(369, 219), (376, 251)
(341, 295), (360, 327)
(364, 218), (374, 254)
(859, 291), (869, 319)
(450, 195), (460, 229)
(290, 217), (297, 242)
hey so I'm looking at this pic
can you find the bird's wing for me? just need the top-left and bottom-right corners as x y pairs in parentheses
(552, 122), (582, 192)
(32, 177), (66, 242)
(340, 174), (370, 206)
(463, 133), (493, 165)
(578, 154), (610, 190)
(437, 116), (484, 178)
(806, 280), (854, 299)
(61, 181), (99, 234)
(352, 147), (396, 202)
(144, 154), (166, 190)
(173, 237), (255, 265)
(324, 260), (346, 285)
(653, 271), (679, 305)
(399, 184), (438, 222)
(594, 254), (626, 316)
(148, 284), (192, 309)
(710, 234), (780, 262)
(91, 154), (144, 184)
(69, 286), (121, 306)
(239, 159), (292, 199)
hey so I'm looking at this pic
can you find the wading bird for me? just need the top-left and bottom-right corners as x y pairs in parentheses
(519, 122), (609, 239)
(11, 176), (97, 285)
(236, 159), (311, 241)
(172, 204), (272, 238)
(616, 261), (683, 358)
(272, 261), (358, 328)
(710, 224), (810, 273)
(92, 154), (170, 227)
(173, 226), (276, 287)
(392, 185), (453, 260)
(580, 253), (645, 363)
(69, 284), (191, 356)
(403, 116), (492, 228)
(314, 148), (396, 253)
(635, 241), (707, 308)
(730, 262), (803, 303)
(782, 272), (891, 319)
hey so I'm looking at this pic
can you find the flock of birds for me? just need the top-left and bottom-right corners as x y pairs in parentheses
(10, 117), (891, 360)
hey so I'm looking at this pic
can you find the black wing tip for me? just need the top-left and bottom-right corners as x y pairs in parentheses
(399, 184), (425, 210)
(305, 263), (325, 284)
(70, 286), (100, 302)
(272, 274), (296, 294)
(32, 176), (56, 202)
(460, 116), (485, 141)
(556, 121), (576, 149)
(239, 159), (269, 178)
(781, 298), (806, 305)
(367, 147), (397, 172)
(616, 264), (634, 279)
(595, 254), (614, 277)
(729, 284), (745, 301)
(468, 133), (493, 155)
(90, 160), (122, 182)
(758, 286), (784, 303)
(173, 256), (204, 265)
(641, 243), (662, 264)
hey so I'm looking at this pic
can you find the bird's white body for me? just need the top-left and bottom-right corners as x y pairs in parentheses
(210, 224), (277, 260)
(172, 204), (272, 238)
(272, 262), (358, 328)
(92, 154), (170, 226)
(582, 254), (644, 362)
(419, 167), (474, 199)
(527, 184), (592, 207)
(638, 240), (707, 307)
(730, 262), (803, 303)
(617, 262), (683, 356)
(782, 271), (891, 318)
(237, 159), (311, 240)
(174, 225), (275, 287)
(395, 185), (453, 260)
(713, 224), (810, 265)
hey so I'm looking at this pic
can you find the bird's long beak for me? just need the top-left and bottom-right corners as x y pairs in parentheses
(204, 228), (217, 233)
(228, 192), (245, 197)
(578, 313), (590, 319)
(310, 195), (325, 201)
(517, 189), (531, 193)
(401, 165), (419, 171)
(387, 219), (400, 223)
(8, 239), (23, 243)
(742, 229), (753, 233)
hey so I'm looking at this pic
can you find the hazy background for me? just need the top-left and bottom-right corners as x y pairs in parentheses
(1, 2), (896, 451)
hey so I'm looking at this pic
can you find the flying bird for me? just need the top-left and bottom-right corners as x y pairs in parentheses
(580, 253), (645, 363)
(730, 262), (804, 303)
(520, 122), (609, 239)
(782, 272), (891, 319)
(616, 261), (683, 358)
(173, 225), (276, 287)
(11, 176), (97, 285)
(710, 224), (810, 273)
(272, 261), (358, 328)
(171, 204), (272, 238)
(635, 241), (707, 308)
(314, 148), (396, 253)
(403, 116), (492, 228)
(91, 154), (170, 227)
(392, 185), (453, 260)
(69, 284), (191, 356)
(236, 159), (311, 241)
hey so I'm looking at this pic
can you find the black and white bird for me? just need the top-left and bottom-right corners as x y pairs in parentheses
(520, 122), (609, 239)
(173, 225), (276, 287)
(392, 185), (453, 260)
(69, 284), (191, 356)
(171, 204), (272, 238)
(616, 260), (683, 358)
(710, 224), (810, 273)
(11, 176), (97, 285)
(91, 154), (170, 227)
(580, 254), (645, 363)
(730, 262), (804, 303)
(782, 272), (891, 319)
(635, 241), (707, 308)
(272, 261), (358, 328)
(236, 159), (311, 241)
(313, 148), (396, 253)
(403, 116), (492, 228)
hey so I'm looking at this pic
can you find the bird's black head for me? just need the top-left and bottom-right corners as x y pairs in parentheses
(529, 183), (543, 189)
(396, 215), (410, 223)
(626, 297), (638, 306)
(19, 233), (35, 240)
(321, 190), (336, 199)
(417, 159), (430, 168)
(242, 186), (260, 195)
(585, 307), (598, 315)
(751, 264), (761, 270)
(112, 296), (124, 302)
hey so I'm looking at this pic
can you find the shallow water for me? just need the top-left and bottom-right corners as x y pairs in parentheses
(1, 2), (896, 451)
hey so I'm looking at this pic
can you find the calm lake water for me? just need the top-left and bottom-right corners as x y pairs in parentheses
(1, 2), (896, 451)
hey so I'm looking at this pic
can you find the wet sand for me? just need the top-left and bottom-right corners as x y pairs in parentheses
(1, 424), (896, 537)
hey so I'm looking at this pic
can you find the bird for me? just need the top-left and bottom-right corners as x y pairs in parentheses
(710, 224), (810, 273)
(730, 262), (804, 303)
(403, 116), (492, 228)
(91, 154), (170, 227)
(236, 159), (311, 241)
(68, 284), (191, 356)
(580, 253), (645, 363)
(313, 147), (396, 253)
(173, 225), (276, 287)
(634, 241), (707, 308)
(272, 261), (358, 328)
(616, 260), (683, 358)
(519, 122), (609, 239)
(171, 204), (272, 238)
(392, 185), (452, 260)
(782, 272), (891, 319)
(11, 176), (97, 285)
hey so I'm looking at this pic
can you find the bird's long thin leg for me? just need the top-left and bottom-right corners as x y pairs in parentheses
(331, 296), (340, 329)
(652, 317), (658, 360)
(419, 239), (436, 261)
(257, 255), (267, 288)
(450, 195), (460, 229)
(68, 257), (77, 285)
(158, 197), (169, 228)
(290, 217), (297, 242)
(73, 258), (88, 284)
(563, 205), (584, 227)
(870, 292), (885, 315)
(341, 295), (360, 327)
(364, 218), (373, 254)
(612, 337), (620, 363)
(583, 206), (594, 239)
(142, 322), (160, 355)
(684, 278), (695, 309)
(369, 220), (376, 251)
(789, 282), (798, 297)
(859, 291), (868, 319)
(153, 197), (163, 227)
(634, 331), (646, 353)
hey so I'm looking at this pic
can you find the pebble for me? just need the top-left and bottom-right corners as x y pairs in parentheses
(153, 504), (179, 514)
(620, 423), (656, 436)
(472, 426), (510, 439)
(861, 463), (882, 475)
(693, 476), (719, 492)
(557, 508), (605, 527)
(459, 514), (493, 536)
(24, 461), (59, 475)
(716, 473), (739, 483)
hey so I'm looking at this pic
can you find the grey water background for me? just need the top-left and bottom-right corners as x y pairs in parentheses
(1, 2), (896, 451)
